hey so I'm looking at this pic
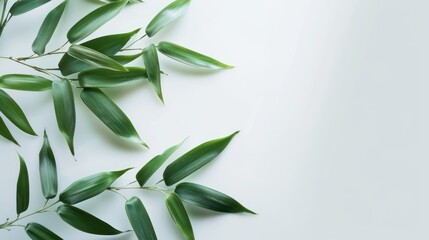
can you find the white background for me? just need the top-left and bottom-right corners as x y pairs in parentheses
(0, 0), (426, 239)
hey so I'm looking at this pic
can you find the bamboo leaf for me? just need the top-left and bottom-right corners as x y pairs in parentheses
(111, 52), (143, 64)
(163, 131), (239, 186)
(80, 88), (148, 147)
(39, 131), (58, 199)
(25, 222), (63, 240)
(125, 197), (157, 240)
(0, 89), (37, 136)
(0, 116), (19, 145)
(145, 0), (190, 37)
(67, 44), (128, 72)
(9, 0), (50, 16)
(16, 154), (30, 215)
(59, 168), (131, 205)
(165, 193), (194, 240)
(158, 42), (233, 70)
(78, 67), (147, 88)
(32, 1), (68, 55)
(0, 74), (52, 91)
(175, 182), (255, 214)
(52, 80), (75, 155)
(142, 44), (163, 103)
(57, 205), (123, 235)
(67, 0), (128, 43)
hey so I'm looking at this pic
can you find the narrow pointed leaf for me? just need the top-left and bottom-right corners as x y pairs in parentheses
(143, 44), (163, 103)
(68, 45), (128, 72)
(145, 0), (190, 37)
(32, 1), (67, 55)
(67, 0), (127, 43)
(111, 52), (143, 64)
(175, 182), (255, 214)
(0, 89), (37, 136)
(9, 0), (50, 16)
(0, 74), (52, 91)
(57, 205), (122, 235)
(78, 67), (147, 88)
(166, 193), (194, 240)
(158, 42), (233, 70)
(16, 154), (30, 215)
(25, 222), (63, 240)
(0, 116), (19, 145)
(163, 131), (239, 186)
(52, 80), (75, 155)
(39, 131), (58, 199)
(125, 197), (157, 240)
(59, 168), (131, 205)
(80, 88), (148, 147)
(136, 140), (184, 186)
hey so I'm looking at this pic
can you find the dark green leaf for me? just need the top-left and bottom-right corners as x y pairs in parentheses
(68, 44), (128, 72)
(158, 42), (233, 70)
(111, 52), (143, 64)
(163, 131), (239, 186)
(145, 0), (190, 37)
(80, 88), (148, 147)
(67, 0), (127, 43)
(78, 67), (147, 88)
(16, 154), (30, 215)
(25, 222), (62, 240)
(59, 168), (131, 205)
(9, 0), (50, 16)
(52, 80), (75, 155)
(165, 193), (194, 240)
(142, 44), (163, 103)
(39, 131), (58, 199)
(0, 116), (19, 145)
(32, 1), (68, 55)
(0, 74), (52, 91)
(57, 205), (122, 235)
(0, 89), (37, 136)
(175, 182), (255, 214)
(125, 197), (157, 240)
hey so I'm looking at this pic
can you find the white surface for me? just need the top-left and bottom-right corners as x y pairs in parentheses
(0, 0), (426, 239)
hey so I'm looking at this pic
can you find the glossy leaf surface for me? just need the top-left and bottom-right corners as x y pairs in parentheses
(142, 44), (163, 102)
(166, 193), (194, 240)
(16, 154), (30, 215)
(125, 197), (157, 240)
(39, 131), (58, 199)
(9, 0), (50, 16)
(78, 67), (147, 88)
(25, 223), (62, 240)
(0, 74), (52, 91)
(145, 0), (190, 37)
(0, 116), (19, 145)
(68, 45), (128, 72)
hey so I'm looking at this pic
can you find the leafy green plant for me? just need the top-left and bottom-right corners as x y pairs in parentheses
(0, 0), (254, 239)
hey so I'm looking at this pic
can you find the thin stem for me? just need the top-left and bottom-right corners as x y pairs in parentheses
(108, 189), (128, 201)
(0, 56), (64, 79)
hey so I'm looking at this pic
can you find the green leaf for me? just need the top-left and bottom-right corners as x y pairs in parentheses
(163, 131), (239, 186)
(145, 0), (190, 37)
(25, 222), (63, 240)
(78, 67), (147, 88)
(68, 44), (128, 72)
(80, 88), (148, 147)
(0, 74), (52, 91)
(111, 52), (143, 64)
(165, 193), (194, 240)
(9, 0), (50, 16)
(158, 42), (233, 70)
(0, 116), (19, 145)
(142, 44), (163, 103)
(52, 80), (75, 155)
(175, 182), (255, 214)
(59, 29), (140, 76)
(125, 197), (157, 240)
(32, 1), (68, 55)
(16, 154), (30, 215)
(39, 131), (58, 199)
(59, 168), (131, 205)
(67, 0), (128, 43)
(57, 205), (123, 235)
(136, 140), (185, 186)
(0, 89), (37, 136)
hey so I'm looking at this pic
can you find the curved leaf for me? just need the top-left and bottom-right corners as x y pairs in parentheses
(0, 89), (37, 135)
(39, 131), (58, 199)
(32, 1), (68, 55)
(25, 222), (62, 240)
(165, 193), (194, 240)
(163, 131), (239, 186)
(143, 44), (163, 103)
(111, 52), (143, 64)
(16, 154), (30, 215)
(67, 0), (128, 43)
(59, 168), (131, 205)
(78, 67), (147, 88)
(52, 80), (75, 155)
(57, 205), (122, 235)
(0, 74), (52, 91)
(68, 44), (128, 72)
(125, 197), (157, 240)
(0, 116), (19, 145)
(175, 182), (255, 214)
(9, 0), (50, 16)
(158, 42), (233, 70)
(80, 88), (148, 147)
(145, 0), (190, 37)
